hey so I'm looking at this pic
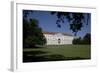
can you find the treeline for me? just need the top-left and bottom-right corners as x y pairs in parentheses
(73, 33), (91, 45)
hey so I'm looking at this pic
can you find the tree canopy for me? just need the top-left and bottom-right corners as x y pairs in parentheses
(23, 10), (46, 48)
(51, 12), (90, 36)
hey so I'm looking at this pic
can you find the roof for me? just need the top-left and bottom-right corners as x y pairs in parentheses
(43, 31), (73, 36)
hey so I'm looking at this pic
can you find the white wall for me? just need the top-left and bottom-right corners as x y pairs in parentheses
(0, 0), (100, 73)
(44, 34), (74, 45)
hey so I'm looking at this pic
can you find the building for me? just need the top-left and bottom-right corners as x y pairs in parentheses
(43, 31), (74, 45)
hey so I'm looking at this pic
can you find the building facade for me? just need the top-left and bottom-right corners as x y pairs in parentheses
(43, 32), (74, 45)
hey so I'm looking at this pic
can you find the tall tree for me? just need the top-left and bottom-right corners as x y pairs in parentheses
(23, 10), (46, 48)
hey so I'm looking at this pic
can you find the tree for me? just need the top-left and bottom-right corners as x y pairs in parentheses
(23, 10), (46, 48)
(51, 12), (90, 36)
(73, 33), (91, 45)
(82, 33), (91, 44)
(73, 37), (82, 44)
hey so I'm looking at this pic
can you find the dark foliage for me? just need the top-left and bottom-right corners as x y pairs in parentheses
(51, 12), (90, 36)
(73, 37), (82, 44)
(23, 10), (46, 48)
(73, 33), (91, 44)
(82, 33), (91, 44)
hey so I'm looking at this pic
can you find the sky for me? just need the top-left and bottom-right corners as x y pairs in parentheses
(24, 10), (91, 38)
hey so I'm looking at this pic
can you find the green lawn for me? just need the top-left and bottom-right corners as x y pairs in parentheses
(23, 45), (91, 62)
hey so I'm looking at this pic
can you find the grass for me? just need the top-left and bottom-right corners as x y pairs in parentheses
(23, 45), (91, 62)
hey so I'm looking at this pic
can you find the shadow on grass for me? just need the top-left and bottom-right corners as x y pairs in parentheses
(23, 50), (48, 62)
(24, 45), (46, 49)
(23, 50), (90, 62)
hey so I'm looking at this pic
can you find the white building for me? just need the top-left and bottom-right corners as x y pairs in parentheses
(43, 32), (74, 45)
